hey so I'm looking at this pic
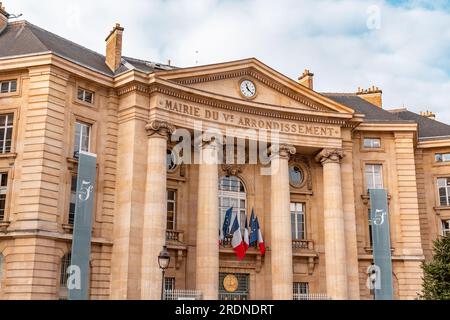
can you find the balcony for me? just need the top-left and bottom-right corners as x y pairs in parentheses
(166, 229), (184, 243)
(292, 239), (318, 275)
(165, 230), (187, 270)
(292, 239), (314, 250)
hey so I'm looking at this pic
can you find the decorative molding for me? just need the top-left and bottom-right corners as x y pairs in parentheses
(117, 82), (351, 126)
(172, 68), (333, 113)
(315, 148), (344, 165)
(145, 120), (175, 138)
(269, 144), (296, 160)
(289, 155), (313, 191)
(221, 164), (244, 177)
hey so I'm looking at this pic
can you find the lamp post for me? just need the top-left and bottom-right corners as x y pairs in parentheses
(158, 245), (171, 300)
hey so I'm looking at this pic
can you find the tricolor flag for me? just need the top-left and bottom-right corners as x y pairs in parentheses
(243, 214), (250, 252)
(256, 217), (266, 256)
(230, 213), (246, 260)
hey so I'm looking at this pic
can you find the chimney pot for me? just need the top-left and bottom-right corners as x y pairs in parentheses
(105, 23), (124, 72)
(356, 85), (383, 108)
(420, 110), (436, 120)
(298, 68), (314, 90)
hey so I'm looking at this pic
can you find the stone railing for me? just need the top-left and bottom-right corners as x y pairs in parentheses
(166, 230), (184, 243)
(293, 293), (331, 300)
(164, 289), (202, 300)
(292, 239), (314, 250)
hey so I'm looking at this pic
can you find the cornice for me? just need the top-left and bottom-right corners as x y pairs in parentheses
(117, 82), (352, 126)
(417, 138), (450, 149)
(0, 53), (115, 87)
(356, 122), (418, 132)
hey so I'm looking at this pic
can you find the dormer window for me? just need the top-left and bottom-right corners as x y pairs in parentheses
(77, 88), (94, 104)
(435, 153), (450, 163)
(0, 80), (17, 94)
(363, 138), (381, 149)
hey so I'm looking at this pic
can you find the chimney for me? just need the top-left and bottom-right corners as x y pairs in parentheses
(420, 110), (436, 120)
(356, 85), (383, 108)
(0, 2), (10, 35)
(105, 23), (124, 72)
(298, 69), (314, 90)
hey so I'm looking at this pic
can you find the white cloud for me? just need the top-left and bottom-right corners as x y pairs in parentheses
(5, 0), (450, 122)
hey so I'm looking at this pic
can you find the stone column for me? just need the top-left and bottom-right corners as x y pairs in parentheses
(141, 120), (175, 300)
(315, 148), (348, 300)
(196, 136), (220, 300)
(270, 144), (296, 300)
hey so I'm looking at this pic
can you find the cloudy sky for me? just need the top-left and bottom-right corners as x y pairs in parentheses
(6, 0), (450, 122)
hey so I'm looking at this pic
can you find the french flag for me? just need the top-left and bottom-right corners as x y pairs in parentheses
(230, 214), (246, 260)
(243, 214), (250, 252)
(256, 217), (266, 256)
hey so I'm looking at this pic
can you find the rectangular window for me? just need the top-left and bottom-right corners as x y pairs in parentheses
(290, 203), (306, 240)
(442, 220), (450, 236)
(73, 121), (91, 158)
(435, 153), (450, 163)
(77, 88), (94, 104)
(0, 80), (17, 94)
(365, 164), (383, 190)
(364, 138), (381, 149)
(68, 175), (77, 225)
(437, 178), (450, 207)
(0, 114), (14, 154)
(293, 282), (309, 295)
(167, 189), (176, 230)
(164, 277), (175, 291)
(0, 173), (7, 221)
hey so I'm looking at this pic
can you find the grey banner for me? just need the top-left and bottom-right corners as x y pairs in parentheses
(369, 189), (394, 300)
(68, 151), (97, 300)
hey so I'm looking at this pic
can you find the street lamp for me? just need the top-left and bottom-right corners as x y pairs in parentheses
(158, 245), (171, 300)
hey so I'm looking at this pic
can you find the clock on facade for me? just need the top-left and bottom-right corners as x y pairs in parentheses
(239, 79), (256, 99)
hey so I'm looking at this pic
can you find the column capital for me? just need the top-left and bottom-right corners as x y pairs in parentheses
(145, 120), (175, 139)
(269, 144), (296, 160)
(315, 148), (344, 165)
(197, 133), (224, 150)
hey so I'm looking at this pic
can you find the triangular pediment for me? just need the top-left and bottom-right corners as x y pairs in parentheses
(155, 58), (354, 115)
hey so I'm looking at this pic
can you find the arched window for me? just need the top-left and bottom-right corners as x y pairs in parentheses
(59, 253), (71, 300)
(219, 176), (247, 235)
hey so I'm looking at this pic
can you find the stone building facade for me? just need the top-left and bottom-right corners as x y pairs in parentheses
(0, 6), (449, 300)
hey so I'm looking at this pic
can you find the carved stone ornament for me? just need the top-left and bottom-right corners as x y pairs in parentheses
(221, 164), (244, 177)
(315, 148), (344, 165)
(145, 120), (176, 138)
(269, 144), (296, 160)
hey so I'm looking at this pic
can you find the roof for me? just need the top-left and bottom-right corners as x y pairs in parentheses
(389, 109), (450, 139)
(323, 93), (402, 122)
(0, 21), (175, 76)
(324, 93), (450, 139)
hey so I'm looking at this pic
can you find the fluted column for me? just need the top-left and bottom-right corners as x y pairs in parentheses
(315, 148), (348, 300)
(196, 136), (220, 300)
(141, 120), (175, 300)
(270, 144), (296, 300)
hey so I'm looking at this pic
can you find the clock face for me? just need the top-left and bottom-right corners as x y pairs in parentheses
(240, 80), (256, 98)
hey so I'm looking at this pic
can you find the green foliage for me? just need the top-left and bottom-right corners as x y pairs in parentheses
(420, 234), (450, 300)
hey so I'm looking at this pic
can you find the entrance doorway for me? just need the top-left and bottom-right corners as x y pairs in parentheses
(219, 273), (249, 300)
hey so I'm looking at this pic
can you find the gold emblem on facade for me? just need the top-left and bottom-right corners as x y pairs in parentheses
(223, 274), (239, 293)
